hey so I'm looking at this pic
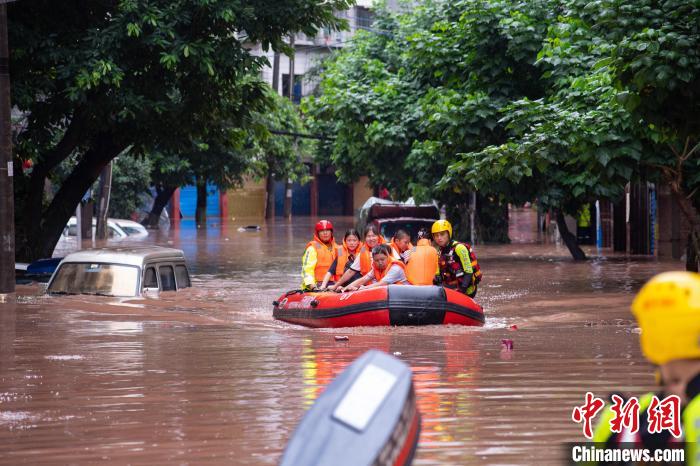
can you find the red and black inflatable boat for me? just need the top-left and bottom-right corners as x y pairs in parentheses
(273, 285), (484, 328)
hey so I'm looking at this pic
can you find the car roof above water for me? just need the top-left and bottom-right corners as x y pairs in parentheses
(60, 246), (186, 268)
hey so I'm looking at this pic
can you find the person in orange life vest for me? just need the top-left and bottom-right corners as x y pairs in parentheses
(342, 244), (408, 291)
(405, 228), (439, 286)
(329, 224), (385, 291)
(318, 229), (362, 291)
(432, 220), (481, 298)
(389, 229), (413, 263)
(301, 220), (338, 291)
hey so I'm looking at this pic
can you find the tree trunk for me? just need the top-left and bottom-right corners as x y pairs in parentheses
(80, 200), (92, 242)
(195, 176), (207, 225)
(265, 174), (275, 219)
(555, 210), (587, 260)
(95, 162), (113, 240)
(22, 135), (126, 261)
(143, 184), (176, 228)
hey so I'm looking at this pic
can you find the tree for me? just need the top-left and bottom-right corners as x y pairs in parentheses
(303, 1), (555, 242)
(10, 0), (351, 260)
(443, 0), (700, 262)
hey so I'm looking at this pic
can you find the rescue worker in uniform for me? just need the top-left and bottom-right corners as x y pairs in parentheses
(318, 229), (362, 291)
(592, 271), (700, 464)
(301, 220), (338, 291)
(431, 220), (482, 298)
(405, 228), (439, 286)
(330, 225), (384, 291)
(343, 244), (408, 291)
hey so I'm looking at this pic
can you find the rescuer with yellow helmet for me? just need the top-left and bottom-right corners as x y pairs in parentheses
(592, 272), (700, 464)
(431, 219), (482, 298)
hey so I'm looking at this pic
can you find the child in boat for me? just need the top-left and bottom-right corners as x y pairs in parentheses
(318, 229), (361, 291)
(342, 244), (408, 291)
(389, 229), (412, 263)
(330, 224), (384, 291)
(301, 220), (338, 291)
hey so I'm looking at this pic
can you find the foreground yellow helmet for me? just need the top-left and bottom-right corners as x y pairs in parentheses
(631, 271), (700, 365)
(431, 220), (452, 238)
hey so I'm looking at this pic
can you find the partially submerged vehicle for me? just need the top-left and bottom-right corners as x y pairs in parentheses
(357, 197), (439, 242)
(46, 246), (191, 297)
(280, 350), (420, 466)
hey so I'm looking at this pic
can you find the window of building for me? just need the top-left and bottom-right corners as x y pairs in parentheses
(355, 7), (373, 29)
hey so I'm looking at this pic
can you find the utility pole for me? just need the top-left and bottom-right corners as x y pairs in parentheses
(283, 35), (295, 219)
(265, 52), (281, 220)
(95, 162), (112, 240)
(0, 3), (14, 295)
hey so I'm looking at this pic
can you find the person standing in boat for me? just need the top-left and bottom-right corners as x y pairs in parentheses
(301, 220), (338, 291)
(405, 228), (439, 286)
(318, 229), (362, 291)
(342, 244), (408, 291)
(389, 229), (413, 263)
(329, 225), (384, 291)
(432, 220), (482, 298)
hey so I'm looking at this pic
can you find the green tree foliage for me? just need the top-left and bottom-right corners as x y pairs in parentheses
(109, 156), (153, 220)
(304, 0), (555, 242)
(10, 0), (351, 260)
(308, 0), (700, 261)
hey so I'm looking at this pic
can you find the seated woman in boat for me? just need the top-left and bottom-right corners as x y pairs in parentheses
(341, 244), (408, 291)
(329, 225), (384, 291)
(301, 220), (338, 291)
(318, 229), (361, 291)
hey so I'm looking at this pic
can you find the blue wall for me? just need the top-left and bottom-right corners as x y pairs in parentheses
(179, 184), (220, 218)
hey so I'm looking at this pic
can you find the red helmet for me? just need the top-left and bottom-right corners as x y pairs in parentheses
(315, 220), (333, 234)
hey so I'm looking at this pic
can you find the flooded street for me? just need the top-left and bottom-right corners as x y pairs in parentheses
(0, 209), (682, 465)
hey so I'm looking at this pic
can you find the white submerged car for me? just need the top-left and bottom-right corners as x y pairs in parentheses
(63, 216), (149, 240)
(47, 246), (191, 297)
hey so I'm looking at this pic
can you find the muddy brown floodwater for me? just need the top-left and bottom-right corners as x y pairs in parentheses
(0, 209), (683, 465)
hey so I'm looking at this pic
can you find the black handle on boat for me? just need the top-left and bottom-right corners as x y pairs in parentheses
(284, 289), (305, 297)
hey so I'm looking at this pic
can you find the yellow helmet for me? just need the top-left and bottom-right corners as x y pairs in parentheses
(431, 220), (452, 238)
(631, 271), (700, 365)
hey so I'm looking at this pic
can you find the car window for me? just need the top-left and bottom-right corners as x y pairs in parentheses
(121, 226), (142, 235)
(47, 263), (139, 297)
(143, 267), (158, 288)
(159, 265), (176, 291)
(175, 265), (190, 288)
(108, 226), (118, 238)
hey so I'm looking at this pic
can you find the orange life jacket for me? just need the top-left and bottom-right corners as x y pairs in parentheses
(358, 236), (385, 275)
(306, 235), (338, 282)
(406, 239), (438, 286)
(389, 239), (414, 263)
(336, 241), (360, 280)
(372, 257), (407, 284)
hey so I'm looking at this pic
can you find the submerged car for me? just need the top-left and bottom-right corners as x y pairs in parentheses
(47, 246), (191, 297)
(358, 197), (440, 242)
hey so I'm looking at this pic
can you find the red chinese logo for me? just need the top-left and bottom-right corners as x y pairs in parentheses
(609, 394), (640, 434)
(572, 393), (683, 439)
(647, 395), (682, 438)
(572, 392), (605, 439)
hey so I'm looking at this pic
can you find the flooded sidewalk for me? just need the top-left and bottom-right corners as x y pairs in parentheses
(0, 211), (682, 465)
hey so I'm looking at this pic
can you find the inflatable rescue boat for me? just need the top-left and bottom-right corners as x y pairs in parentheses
(273, 285), (484, 328)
